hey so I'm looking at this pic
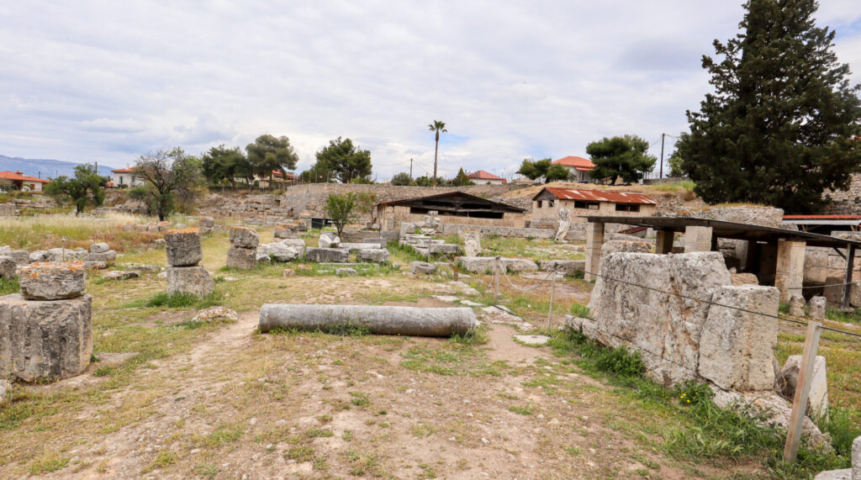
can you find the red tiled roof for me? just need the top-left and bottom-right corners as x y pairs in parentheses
(272, 170), (297, 180)
(111, 168), (134, 173)
(0, 171), (51, 183)
(537, 187), (657, 205)
(784, 215), (861, 220)
(552, 156), (595, 171)
(467, 170), (504, 181)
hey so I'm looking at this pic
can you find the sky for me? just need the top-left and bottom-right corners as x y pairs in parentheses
(1, 1), (860, 181)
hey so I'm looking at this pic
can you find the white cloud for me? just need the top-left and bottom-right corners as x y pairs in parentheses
(0, 0), (858, 180)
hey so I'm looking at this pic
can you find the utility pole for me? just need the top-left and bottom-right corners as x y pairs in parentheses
(659, 133), (665, 179)
(409, 158), (413, 182)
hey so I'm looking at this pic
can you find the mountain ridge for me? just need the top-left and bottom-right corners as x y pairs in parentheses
(0, 155), (116, 179)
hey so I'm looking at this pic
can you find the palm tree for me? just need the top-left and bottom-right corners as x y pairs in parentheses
(428, 120), (447, 187)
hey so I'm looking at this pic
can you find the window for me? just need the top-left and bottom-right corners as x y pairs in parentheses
(119, 176), (124, 185)
(536, 201), (542, 208)
(574, 201), (599, 210)
(615, 204), (640, 212)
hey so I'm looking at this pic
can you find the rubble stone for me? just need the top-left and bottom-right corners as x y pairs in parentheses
(166, 266), (215, 297)
(103, 271), (140, 281)
(778, 355), (828, 419)
(0, 293), (93, 382)
(229, 226), (260, 248)
(9, 250), (29, 266)
(698, 285), (780, 391)
(357, 248), (390, 263)
(601, 240), (653, 256)
(410, 261), (437, 275)
(789, 295), (806, 316)
(165, 229), (203, 266)
(90, 243), (110, 254)
(256, 254), (271, 264)
(809, 296), (826, 319)
(0, 379), (8, 404)
(336, 268), (358, 276)
(539, 260), (585, 276)
(319, 232), (341, 248)
(18, 262), (87, 301)
(305, 248), (349, 263)
(84, 250), (117, 266)
(0, 256), (16, 279)
(226, 246), (257, 270)
(192, 306), (237, 323)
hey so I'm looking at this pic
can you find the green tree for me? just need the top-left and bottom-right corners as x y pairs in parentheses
(45, 164), (107, 213)
(355, 192), (378, 224)
(517, 158), (550, 181)
(586, 135), (656, 184)
(324, 193), (358, 238)
(450, 168), (474, 186)
(245, 135), (299, 190)
(312, 137), (372, 184)
(414, 175), (445, 187)
(666, 145), (686, 178)
(132, 147), (202, 221)
(391, 172), (412, 186)
(428, 120), (447, 186)
(678, 0), (861, 213)
(201, 145), (252, 188)
(546, 164), (570, 182)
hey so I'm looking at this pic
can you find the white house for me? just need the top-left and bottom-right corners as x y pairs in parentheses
(110, 167), (145, 188)
(552, 156), (595, 183)
(467, 170), (507, 185)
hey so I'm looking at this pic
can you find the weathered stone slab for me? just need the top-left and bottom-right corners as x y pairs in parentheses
(361, 238), (388, 248)
(809, 296), (826, 320)
(698, 285), (779, 391)
(165, 229), (202, 267)
(166, 266), (215, 297)
(789, 295), (805, 316)
(731, 273), (759, 286)
(587, 252), (731, 386)
(192, 306), (237, 323)
(601, 240), (652, 256)
(357, 248), (389, 263)
(256, 254), (271, 264)
(103, 271), (140, 281)
(0, 379), (8, 404)
(463, 229), (481, 257)
(258, 242), (302, 262)
(0, 257), (15, 279)
(8, 250), (29, 266)
(84, 250), (117, 266)
(410, 261), (437, 275)
(18, 262), (86, 301)
(90, 242), (110, 254)
(226, 246), (257, 270)
(338, 243), (378, 252)
(539, 260), (585, 276)
(456, 257), (539, 273)
(0, 293), (93, 382)
(778, 355), (828, 419)
(229, 226), (260, 248)
(199, 216), (215, 228)
(305, 248), (349, 263)
(318, 231), (340, 248)
(336, 268), (358, 276)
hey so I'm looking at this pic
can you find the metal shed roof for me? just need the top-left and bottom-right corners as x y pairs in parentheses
(536, 187), (657, 205)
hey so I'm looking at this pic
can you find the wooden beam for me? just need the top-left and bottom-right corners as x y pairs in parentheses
(783, 321), (822, 463)
(843, 245), (856, 309)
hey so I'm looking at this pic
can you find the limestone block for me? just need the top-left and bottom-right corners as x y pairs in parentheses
(192, 306), (237, 323)
(853, 436), (860, 480)
(229, 226), (260, 248)
(809, 296), (826, 320)
(30, 248), (84, 263)
(499, 258), (538, 272)
(601, 240), (652, 256)
(410, 261), (437, 275)
(776, 241), (806, 303)
(166, 266), (215, 297)
(789, 295), (805, 317)
(305, 248), (349, 263)
(90, 243), (110, 254)
(804, 248), (829, 285)
(361, 238), (388, 248)
(463, 229), (481, 257)
(457, 257), (495, 273)
(698, 285), (780, 391)
(731, 273), (759, 286)
(0, 294), (93, 382)
(539, 260), (585, 276)
(84, 250), (117, 266)
(318, 232), (340, 248)
(18, 262), (86, 301)
(199, 216), (215, 228)
(336, 268), (358, 276)
(0, 379), (8, 404)
(165, 229), (202, 267)
(588, 252), (732, 385)
(103, 271), (140, 281)
(0, 257), (15, 279)
(256, 254), (271, 264)
(226, 246), (257, 270)
(778, 355), (828, 419)
(85, 261), (107, 270)
(9, 250), (29, 266)
(338, 243), (378, 252)
(684, 226), (713, 253)
(258, 243), (302, 262)
(357, 248), (390, 263)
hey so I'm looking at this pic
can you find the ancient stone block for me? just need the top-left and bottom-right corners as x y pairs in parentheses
(84, 250), (117, 266)
(256, 254), (271, 264)
(199, 216), (215, 228)
(0, 293), (93, 382)
(0, 257), (15, 279)
(778, 355), (828, 419)
(336, 268), (358, 276)
(226, 246), (257, 270)
(338, 243), (378, 252)
(698, 285), (779, 391)
(357, 248), (389, 263)
(809, 296), (826, 320)
(18, 262), (86, 301)
(229, 226), (260, 248)
(258, 242), (302, 262)
(319, 232), (340, 248)
(192, 306), (237, 323)
(789, 295), (805, 317)
(463, 229), (481, 257)
(305, 248), (349, 263)
(731, 273), (759, 286)
(539, 260), (585, 276)
(684, 226), (713, 253)
(90, 243), (110, 254)
(0, 379), (8, 404)
(165, 229), (202, 267)
(601, 240), (652, 256)
(8, 250), (29, 266)
(166, 266), (215, 297)
(410, 261), (437, 275)
(103, 271), (140, 281)
(361, 238), (388, 248)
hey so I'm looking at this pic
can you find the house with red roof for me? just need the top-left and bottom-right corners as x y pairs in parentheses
(531, 187), (657, 222)
(0, 171), (51, 192)
(110, 167), (145, 188)
(467, 170), (506, 185)
(552, 156), (595, 183)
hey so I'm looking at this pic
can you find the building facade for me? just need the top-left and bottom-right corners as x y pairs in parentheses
(552, 156), (595, 183)
(531, 187), (657, 222)
(0, 171), (50, 192)
(110, 168), (145, 188)
(467, 170), (506, 185)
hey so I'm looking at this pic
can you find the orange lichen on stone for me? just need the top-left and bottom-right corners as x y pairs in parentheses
(167, 228), (200, 234)
(231, 226), (255, 231)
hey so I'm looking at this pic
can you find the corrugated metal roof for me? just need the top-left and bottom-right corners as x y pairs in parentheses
(537, 187), (657, 205)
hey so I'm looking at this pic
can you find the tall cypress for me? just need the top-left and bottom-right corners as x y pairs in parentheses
(679, 0), (861, 213)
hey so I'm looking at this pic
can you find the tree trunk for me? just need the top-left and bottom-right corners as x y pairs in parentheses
(433, 131), (439, 187)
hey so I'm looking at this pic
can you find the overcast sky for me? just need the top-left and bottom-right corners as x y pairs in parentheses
(1, 1), (860, 180)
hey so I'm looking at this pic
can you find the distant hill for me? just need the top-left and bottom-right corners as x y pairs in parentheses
(0, 155), (116, 179)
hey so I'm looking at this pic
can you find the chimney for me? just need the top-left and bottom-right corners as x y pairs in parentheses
(15, 171), (23, 175)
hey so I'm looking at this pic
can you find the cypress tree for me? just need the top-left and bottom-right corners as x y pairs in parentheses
(678, 0), (861, 213)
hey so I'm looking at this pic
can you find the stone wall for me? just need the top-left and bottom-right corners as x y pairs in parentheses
(199, 194), (288, 225)
(824, 173), (861, 214)
(281, 183), (526, 219)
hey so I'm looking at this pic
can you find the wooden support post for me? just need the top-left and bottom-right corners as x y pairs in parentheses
(783, 321), (822, 463)
(547, 269), (556, 330)
(842, 245), (855, 309)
